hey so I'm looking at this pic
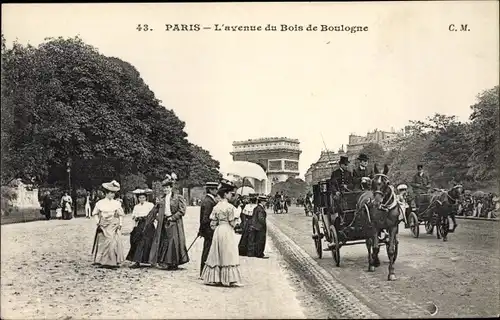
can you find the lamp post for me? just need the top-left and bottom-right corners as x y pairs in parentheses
(66, 158), (72, 216)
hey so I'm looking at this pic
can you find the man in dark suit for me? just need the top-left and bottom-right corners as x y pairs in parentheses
(248, 195), (269, 259)
(330, 156), (354, 196)
(352, 153), (374, 191)
(198, 181), (219, 277)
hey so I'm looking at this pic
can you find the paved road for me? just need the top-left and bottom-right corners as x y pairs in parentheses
(1, 207), (310, 319)
(268, 206), (500, 318)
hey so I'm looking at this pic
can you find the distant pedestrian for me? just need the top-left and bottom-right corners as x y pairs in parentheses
(60, 192), (73, 220)
(85, 192), (92, 219)
(91, 180), (125, 269)
(41, 191), (52, 220)
(247, 195), (269, 259)
(201, 179), (242, 287)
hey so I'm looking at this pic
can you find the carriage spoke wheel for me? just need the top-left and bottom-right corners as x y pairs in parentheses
(409, 212), (420, 238)
(329, 225), (341, 267)
(312, 218), (323, 259)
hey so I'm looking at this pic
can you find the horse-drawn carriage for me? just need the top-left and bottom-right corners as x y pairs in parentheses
(311, 178), (399, 268)
(407, 187), (461, 241)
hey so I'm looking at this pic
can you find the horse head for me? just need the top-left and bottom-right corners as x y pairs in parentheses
(448, 184), (464, 203)
(372, 164), (391, 206)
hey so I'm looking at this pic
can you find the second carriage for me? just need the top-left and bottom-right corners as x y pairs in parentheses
(406, 191), (454, 240)
(311, 179), (398, 266)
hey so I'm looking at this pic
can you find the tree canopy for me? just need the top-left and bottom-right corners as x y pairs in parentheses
(1, 35), (221, 190)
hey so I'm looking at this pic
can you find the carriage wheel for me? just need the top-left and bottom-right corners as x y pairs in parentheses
(329, 225), (341, 267)
(425, 220), (433, 234)
(312, 218), (323, 259)
(409, 212), (420, 238)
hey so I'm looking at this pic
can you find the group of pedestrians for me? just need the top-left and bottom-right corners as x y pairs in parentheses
(91, 174), (190, 270)
(90, 175), (270, 288)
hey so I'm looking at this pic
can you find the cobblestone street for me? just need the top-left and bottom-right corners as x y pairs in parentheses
(268, 206), (500, 318)
(1, 207), (308, 320)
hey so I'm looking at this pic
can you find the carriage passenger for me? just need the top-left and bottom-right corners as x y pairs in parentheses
(396, 184), (410, 227)
(353, 153), (374, 191)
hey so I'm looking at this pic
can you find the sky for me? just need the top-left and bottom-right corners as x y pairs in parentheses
(2, 2), (498, 178)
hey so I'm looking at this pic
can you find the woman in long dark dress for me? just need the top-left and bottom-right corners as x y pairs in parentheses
(144, 173), (189, 270)
(126, 189), (155, 268)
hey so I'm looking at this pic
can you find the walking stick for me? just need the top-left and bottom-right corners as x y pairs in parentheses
(187, 235), (200, 253)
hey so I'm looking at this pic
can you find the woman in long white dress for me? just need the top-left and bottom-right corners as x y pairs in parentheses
(201, 180), (242, 287)
(91, 180), (125, 269)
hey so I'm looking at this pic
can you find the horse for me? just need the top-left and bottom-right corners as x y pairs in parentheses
(365, 164), (400, 281)
(426, 184), (464, 241)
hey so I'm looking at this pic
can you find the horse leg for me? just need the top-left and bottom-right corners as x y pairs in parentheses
(450, 213), (457, 232)
(387, 227), (397, 281)
(366, 237), (375, 272)
(372, 233), (381, 268)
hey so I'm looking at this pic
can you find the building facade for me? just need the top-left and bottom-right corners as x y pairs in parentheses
(306, 146), (347, 185)
(230, 137), (301, 194)
(346, 128), (403, 155)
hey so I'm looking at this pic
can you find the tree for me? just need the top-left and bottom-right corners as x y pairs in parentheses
(270, 177), (308, 199)
(1, 36), (194, 189)
(181, 143), (222, 189)
(467, 86), (499, 182)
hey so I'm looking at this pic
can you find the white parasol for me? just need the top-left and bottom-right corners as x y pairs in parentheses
(225, 161), (267, 196)
(236, 187), (255, 196)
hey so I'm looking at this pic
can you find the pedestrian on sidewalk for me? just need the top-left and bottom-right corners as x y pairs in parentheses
(201, 179), (242, 287)
(198, 181), (219, 277)
(247, 195), (269, 259)
(60, 192), (73, 220)
(91, 180), (125, 269)
(145, 173), (189, 270)
(127, 188), (155, 268)
(238, 193), (257, 256)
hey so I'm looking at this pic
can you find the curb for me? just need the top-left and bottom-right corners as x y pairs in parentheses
(455, 216), (498, 221)
(267, 219), (380, 319)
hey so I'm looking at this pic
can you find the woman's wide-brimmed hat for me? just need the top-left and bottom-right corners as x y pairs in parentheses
(102, 180), (120, 192)
(219, 178), (236, 191)
(357, 153), (369, 162)
(131, 188), (153, 195)
(161, 173), (178, 186)
(397, 184), (408, 190)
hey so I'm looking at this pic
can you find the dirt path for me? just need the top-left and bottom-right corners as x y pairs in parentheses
(1, 207), (307, 319)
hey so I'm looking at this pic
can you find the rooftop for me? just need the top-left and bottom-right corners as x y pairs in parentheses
(233, 137), (300, 145)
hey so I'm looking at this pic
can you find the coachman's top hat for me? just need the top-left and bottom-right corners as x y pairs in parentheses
(339, 156), (350, 165)
(102, 180), (120, 192)
(161, 173), (178, 186)
(357, 153), (369, 162)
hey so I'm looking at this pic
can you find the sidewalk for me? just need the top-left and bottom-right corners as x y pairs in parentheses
(0, 207), (306, 319)
(455, 215), (498, 221)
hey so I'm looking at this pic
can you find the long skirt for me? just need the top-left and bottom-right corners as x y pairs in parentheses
(126, 218), (156, 264)
(93, 220), (125, 267)
(238, 217), (253, 256)
(202, 223), (242, 286)
(248, 227), (267, 258)
(157, 220), (189, 267)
